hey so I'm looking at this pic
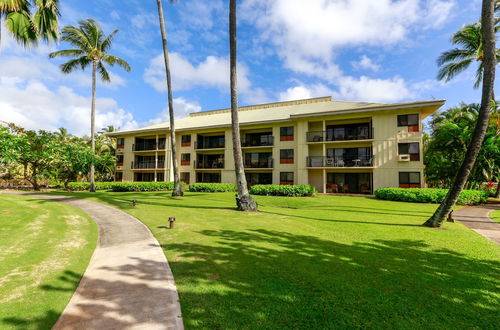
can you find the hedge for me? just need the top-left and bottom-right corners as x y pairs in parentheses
(374, 188), (488, 205)
(67, 181), (183, 192)
(187, 183), (236, 192)
(249, 184), (317, 197)
(67, 182), (114, 191)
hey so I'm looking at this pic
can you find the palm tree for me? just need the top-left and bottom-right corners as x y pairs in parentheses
(0, 0), (59, 47)
(229, 0), (257, 211)
(424, 0), (496, 227)
(437, 22), (499, 88)
(155, 0), (183, 196)
(49, 19), (131, 192)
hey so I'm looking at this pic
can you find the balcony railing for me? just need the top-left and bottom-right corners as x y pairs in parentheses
(132, 141), (166, 151)
(242, 135), (274, 147)
(307, 155), (374, 167)
(132, 161), (165, 169)
(195, 160), (225, 169)
(195, 140), (225, 149)
(244, 159), (274, 168)
(306, 128), (373, 142)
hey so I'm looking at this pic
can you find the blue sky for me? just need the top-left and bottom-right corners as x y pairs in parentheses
(0, 0), (493, 135)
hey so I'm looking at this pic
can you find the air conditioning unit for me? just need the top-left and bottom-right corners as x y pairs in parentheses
(116, 166), (123, 170)
(116, 148), (124, 153)
(398, 154), (410, 162)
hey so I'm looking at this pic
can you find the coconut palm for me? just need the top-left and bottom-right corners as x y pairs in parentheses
(155, 0), (183, 196)
(49, 19), (130, 192)
(424, 0), (497, 227)
(0, 0), (59, 47)
(229, 0), (257, 211)
(437, 21), (500, 88)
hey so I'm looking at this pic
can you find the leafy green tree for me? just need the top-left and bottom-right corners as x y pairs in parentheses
(424, 104), (499, 190)
(0, 0), (60, 47)
(229, 0), (257, 211)
(155, 0), (183, 197)
(48, 19), (130, 192)
(425, 0), (497, 227)
(54, 138), (95, 189)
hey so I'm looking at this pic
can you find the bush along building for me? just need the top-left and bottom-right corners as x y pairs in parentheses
(108, 96), (444, 194)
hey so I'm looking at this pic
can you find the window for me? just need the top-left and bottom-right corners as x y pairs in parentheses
(280, 172), (294, 185)
(115, 172), (123, 181)
(280, 126), (294, 141)
(116, 154), (124, 165)
(134, 172), (155, 182)
(180, 172), (190, 184)
(398, 142), (420, 161)
(397, 114), (419, 132)
(280, 149), (294, 164)
(181, 134), (191, 147)
(157, 172), (164, 182)
(117, 138), (125, 147)
(399, 172), (421, 188)
(181, 153), (191, 165)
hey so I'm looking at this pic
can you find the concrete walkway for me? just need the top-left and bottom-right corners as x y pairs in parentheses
(10, 194), (184, 330)
(454, 202), (500, 245)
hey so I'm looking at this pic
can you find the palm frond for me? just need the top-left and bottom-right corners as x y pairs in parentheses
(451, 23), (481, 51)
(97, 61), (110, 83)
(0, 0), (26, 12)
(437, 48), (475, 66)
(436, 59), (473, 82)
(60, 25), (92, 51)
(79, 18), (101, 47)
(5, 9), (37, 47)
(100, 29), (117, 52)
(48, 48), (84, 58)
(102, 54), (131, 72)
(32, 0), (60, 42)
(60, 56), (91, 73)
(473, 62), (484, 89)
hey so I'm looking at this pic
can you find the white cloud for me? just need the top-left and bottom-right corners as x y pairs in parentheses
(242, 0), (455, 78)
(146, 97), (203, 126)
(0, 79), (138, 136)
(144, 52), (252, 94)
(279, 84), (334, 101)
(351, 55), (381, 72)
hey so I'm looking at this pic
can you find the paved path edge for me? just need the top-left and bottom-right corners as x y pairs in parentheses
(454, 203), (500, 245)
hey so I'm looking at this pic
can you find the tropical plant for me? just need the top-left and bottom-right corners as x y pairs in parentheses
(425, 0), (497, 227)
(437, 21), (500, 88)
(155, 0), (183, 197)
(0, 0), (60, 47)
(229, 0), (257, 211)
(48, 19), (130, 192)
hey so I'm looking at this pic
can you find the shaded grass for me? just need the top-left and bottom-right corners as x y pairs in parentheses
(49, 191), (499, 329)
(0, 194), (97, 329)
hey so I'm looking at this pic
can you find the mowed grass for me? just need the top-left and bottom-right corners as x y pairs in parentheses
(491, 209), (500, 224)
(52, 191), (499, 329)
(0, 194), (97, 329)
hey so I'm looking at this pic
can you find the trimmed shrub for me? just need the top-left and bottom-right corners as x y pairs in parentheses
(110, 182), (183, 192)
(187, 183), (236, 193)
(250, 184), (317, 197)
(374, 188), (488, 205)
(67, 182), (114, 191)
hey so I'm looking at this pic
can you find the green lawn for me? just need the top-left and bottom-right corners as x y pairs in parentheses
(0, 194), (97, 329)
(491, 209), (500, 224)
(49, 191), (499, 329)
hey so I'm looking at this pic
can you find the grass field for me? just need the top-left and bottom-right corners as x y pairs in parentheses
(491, 209), (500, 224)
(0, 194), (97, 330)
(53, 191), (499, 329)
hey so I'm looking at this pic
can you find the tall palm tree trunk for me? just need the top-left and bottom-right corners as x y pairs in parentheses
(156, 0), (182, 196)
(229, 0), (257, 211)
(424, 0), (496, 227)
(89, 60), (96, 192)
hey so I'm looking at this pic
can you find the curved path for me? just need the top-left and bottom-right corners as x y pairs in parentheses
(454, 203), (500, 245)
(13, 194), (184, 330)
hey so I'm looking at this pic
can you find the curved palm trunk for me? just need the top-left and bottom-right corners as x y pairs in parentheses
(156, 0), (182, 197)
(89, 60), (96, 192)
(229, 0), (257, 211)
(424, 0), (496, 227)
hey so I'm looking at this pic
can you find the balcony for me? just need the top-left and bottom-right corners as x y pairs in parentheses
(132, 139), (166, 151)
(244, 158), (274, 169)
(195, 140), (225, 149)
(307, 155), (374, 167)
(306, 127), (373, 142)
(195, 160), (224, 169)
(242, 135), (274, 147)
(132, 161), (165, 169)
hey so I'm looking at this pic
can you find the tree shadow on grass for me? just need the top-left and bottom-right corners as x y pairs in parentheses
(162, 229), (500, 329)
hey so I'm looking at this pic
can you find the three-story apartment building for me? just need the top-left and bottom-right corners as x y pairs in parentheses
(108, 96), (444, 193)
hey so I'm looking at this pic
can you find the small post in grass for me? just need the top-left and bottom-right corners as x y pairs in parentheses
(131, 200), (137, 207)
(169, 217), (176, 229)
